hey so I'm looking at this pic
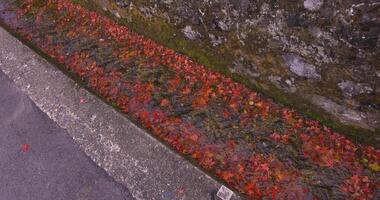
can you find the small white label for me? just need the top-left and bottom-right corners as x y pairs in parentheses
(216, 185), (234, 200)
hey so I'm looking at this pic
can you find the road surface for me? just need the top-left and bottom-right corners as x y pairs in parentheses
(0, 70), (134, 200)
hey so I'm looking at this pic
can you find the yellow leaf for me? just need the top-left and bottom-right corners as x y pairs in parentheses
(369, 163), (380, 172)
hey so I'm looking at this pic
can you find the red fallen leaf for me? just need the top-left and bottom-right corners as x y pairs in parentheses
(274, 171), (288, 182)
(201, 87), (213, 98)
(151, 111), (165, 122)
(271, 186), (280, 199)
(200, 157), (216, 169)
(245, 182), (261, 197)
(21, 144), (30, 152)
(255, 101), (263, 108)
(109, 87), (119, 97)
(192, 96), (207, 108)
(236, 163), (245, 174)
(259, 163), (270, 172)
(160, 98), (170, 107)
(182, 87), (192, 95)
(351, 175), (360, 184)
(300, 133), (310, 142)
(188, 133), (199, 142)
(223, 110), (231, 118)
(221, 171), (234, 182)
(270, 132), (281, 141)
(139, 111), (150, 122)
(226, 140), (237, 149)
(340, 174), (375, 199)
(90, 12), (97, 23)
(320, 153), (336, 167)
(116, 95), (129, 108)
(176, 187), (186, 196)
(79, 98), (86, 104)
(168, 77), (181, 92)
(229, 102), (238, 110)
(144, 83), (155, 92)
(191, 151), (202, 159)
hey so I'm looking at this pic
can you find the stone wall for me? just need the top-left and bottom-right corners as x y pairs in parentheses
(88, 0), (380, 135)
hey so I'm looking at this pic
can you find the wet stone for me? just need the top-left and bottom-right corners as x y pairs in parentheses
(303, 0), (323, 11)
(216, 20), (231, 31)
(182, 25), (201, 40)
(309, 95), (376, 130)
(269, 76), (297, 93)
(287, 13), (309, 28)
(338, 80), (373, 97)
(283, 54), (321, 80)
(231, 58), (260, 79)
(208, 34), (225, 46)
(115, 0), (128, 8)
(139, 6), (156, 18)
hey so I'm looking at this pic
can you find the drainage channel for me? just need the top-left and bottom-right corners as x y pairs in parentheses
(0, 0), (379, 199)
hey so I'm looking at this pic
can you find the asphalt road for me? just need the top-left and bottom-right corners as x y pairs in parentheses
(0, 70), (134, 200)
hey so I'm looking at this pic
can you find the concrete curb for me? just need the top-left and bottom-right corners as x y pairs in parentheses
(0, 27), (242, 200)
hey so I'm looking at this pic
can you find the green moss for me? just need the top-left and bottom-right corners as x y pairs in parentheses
(127, 11), (232, 74)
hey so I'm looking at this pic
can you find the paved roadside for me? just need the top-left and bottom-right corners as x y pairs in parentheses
(0, 70), (135, 200)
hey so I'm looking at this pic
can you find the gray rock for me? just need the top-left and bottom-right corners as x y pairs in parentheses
(182, 25), (201, 40)
(162, 0), (173, 4)
(338, 80), (373, 97)
(269, 76), (297, 93)
(304, 0), (323, 11)
(209, 34), (225, 46)
(217, 20), (230, 31)
(232, 58), (260, 79)
(309, 95), (373, 130)
(283, 54), (321, 79)
(309, 27), (323, 38)
(115, 0), (128, 8)
(285, 79), (297, 93)
(139, 6), (155, 18)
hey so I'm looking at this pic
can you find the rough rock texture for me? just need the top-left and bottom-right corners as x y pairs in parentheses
(89, 0), (379, 134)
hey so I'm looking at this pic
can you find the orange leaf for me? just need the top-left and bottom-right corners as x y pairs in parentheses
(221, 171), (234, 182)
(192, 96), (207, 108)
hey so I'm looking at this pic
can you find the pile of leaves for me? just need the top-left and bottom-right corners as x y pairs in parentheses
(0, 0), (379, 199)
